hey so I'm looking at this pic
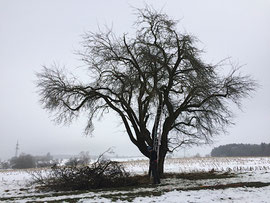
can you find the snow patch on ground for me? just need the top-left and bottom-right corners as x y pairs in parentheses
(1, 157), (270, 202)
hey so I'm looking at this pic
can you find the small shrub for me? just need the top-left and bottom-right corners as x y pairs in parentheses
(0, 161), (10, 169)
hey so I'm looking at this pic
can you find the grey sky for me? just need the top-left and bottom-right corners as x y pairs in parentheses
(0, 0), (269, 160)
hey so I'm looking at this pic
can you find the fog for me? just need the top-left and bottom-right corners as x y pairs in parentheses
(1, 0), (269, 160)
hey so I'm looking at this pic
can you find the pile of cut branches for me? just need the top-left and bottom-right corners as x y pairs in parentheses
(30, 153), (132, 191)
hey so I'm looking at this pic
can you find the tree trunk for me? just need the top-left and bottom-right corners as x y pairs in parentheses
(147, 148), (167, 178)
(158, 149), (167, 177)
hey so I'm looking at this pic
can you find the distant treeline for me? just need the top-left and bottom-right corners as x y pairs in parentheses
(0, 151), (91, 169)
(211, 143), (270, 157)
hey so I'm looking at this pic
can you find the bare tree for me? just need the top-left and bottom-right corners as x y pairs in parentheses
(36, 7), (256, 175)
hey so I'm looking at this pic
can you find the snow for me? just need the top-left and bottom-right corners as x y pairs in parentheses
(0, 170), (33, 196)
(131, 186), (270, 203)
(1, 157), (270, 202)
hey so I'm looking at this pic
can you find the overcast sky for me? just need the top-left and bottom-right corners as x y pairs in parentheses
(0, 0), (269, 160)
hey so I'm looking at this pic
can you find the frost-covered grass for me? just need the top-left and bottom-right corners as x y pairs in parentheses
(1, 157), (270, 202)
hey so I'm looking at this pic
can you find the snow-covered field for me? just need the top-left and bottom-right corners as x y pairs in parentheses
(1, 157), (270, 202)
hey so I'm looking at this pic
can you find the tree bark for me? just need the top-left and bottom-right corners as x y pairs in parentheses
(158, 149), (167, 176)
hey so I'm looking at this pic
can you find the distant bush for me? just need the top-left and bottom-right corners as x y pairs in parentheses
(31, 153), (133, 191)
(211, 143), (270, 157)
(65, 151), (90, 167)
(8, 153), (57, 169)
(10, 154), (36, 169)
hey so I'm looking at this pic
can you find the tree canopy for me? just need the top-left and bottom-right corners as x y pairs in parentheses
(36, 7), (256, 174)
